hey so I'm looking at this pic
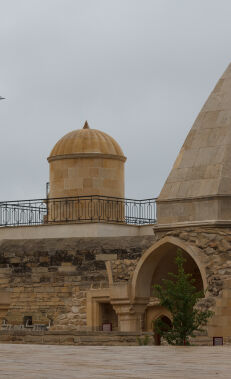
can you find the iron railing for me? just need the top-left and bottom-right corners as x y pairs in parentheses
(0, 195), (156, 227)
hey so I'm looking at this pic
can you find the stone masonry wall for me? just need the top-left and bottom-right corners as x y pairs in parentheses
(0, 236), (155, 330)
(155, 227), (231, 310)
(1, 227), (231, 342)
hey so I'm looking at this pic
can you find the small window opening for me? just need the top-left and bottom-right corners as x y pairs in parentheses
(23, 316), (32, 327)
(2, 318), (7, 325)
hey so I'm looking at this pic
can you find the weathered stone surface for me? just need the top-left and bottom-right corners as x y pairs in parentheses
(96, 254), (117, 261)
(163, 227), (231, 295)
(0, 236), (155, 330)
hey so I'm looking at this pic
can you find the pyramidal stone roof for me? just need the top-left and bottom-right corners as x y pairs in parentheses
(159, 63), (231, 201)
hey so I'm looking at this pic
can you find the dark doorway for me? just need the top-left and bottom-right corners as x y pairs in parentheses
(100, 303), (118, 331)
(154, 315), (172, 345)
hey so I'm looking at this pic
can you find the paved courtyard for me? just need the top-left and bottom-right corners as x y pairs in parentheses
(0, 343), (230, 378)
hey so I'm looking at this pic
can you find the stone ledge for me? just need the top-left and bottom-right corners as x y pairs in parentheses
(0, 222), (154, 239)
(154, 220), (231, 232)
(0, 330), (227, 346)
(0, 330), (154, 346)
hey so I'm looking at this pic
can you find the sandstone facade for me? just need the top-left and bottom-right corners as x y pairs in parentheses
(1, 226), (231, 342)
(0, 236), (155, 331)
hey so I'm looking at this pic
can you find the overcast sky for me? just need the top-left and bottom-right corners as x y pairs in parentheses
(0, 0), (231, 201)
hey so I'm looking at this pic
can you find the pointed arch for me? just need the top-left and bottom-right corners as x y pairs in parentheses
(131, 236), (207, 301)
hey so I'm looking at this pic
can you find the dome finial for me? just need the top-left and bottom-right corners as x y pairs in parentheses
(83, 121), (90, 129)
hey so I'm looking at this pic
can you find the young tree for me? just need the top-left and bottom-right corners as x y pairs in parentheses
(153, 250), (213, 346)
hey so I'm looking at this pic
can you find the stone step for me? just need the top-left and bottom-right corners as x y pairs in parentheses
(0, 329), (229, 346)
(192, 336), (212, 346)
(0, 330), (154, 346)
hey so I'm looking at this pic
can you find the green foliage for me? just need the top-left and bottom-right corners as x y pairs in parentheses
(137, 335), (150, 346)
(153, 250), (213, 346)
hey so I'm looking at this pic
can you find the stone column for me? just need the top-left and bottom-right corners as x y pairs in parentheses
(112, 303), (147, 332)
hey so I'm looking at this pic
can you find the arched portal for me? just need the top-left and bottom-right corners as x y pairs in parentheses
(131, 236), (207, 303)
(129, 237), (207, 333)
(150, 248), (203, 292)
(153, 315), (172, 345)
(145, 305), (172, 332)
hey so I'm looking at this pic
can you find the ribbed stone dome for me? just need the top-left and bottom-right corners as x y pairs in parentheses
(48, 121), (125, 161)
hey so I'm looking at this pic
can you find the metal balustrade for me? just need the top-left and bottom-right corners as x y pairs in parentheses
(0, 195), (156, 226)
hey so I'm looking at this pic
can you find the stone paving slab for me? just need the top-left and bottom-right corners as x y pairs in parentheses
(0, 344), (230, 378)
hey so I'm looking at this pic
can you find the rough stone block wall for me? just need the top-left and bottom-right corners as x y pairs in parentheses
(156, 227), (231, 311)
(0, 236), (155, 330)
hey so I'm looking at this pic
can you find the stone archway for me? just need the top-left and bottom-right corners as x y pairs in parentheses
(111, 237), (207, 333)
(131, 236), (207, 304)
(145, 305), (172, 332)
(153, 315), (172, 345)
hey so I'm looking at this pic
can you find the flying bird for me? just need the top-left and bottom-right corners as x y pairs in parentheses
(0, 96), (5, 100)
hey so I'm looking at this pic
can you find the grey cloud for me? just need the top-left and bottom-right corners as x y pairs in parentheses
(0, 0), (230, 200)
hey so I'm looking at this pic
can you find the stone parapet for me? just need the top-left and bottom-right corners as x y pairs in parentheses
(0, 223), (154, 240)
(0, 330), (154, 346)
